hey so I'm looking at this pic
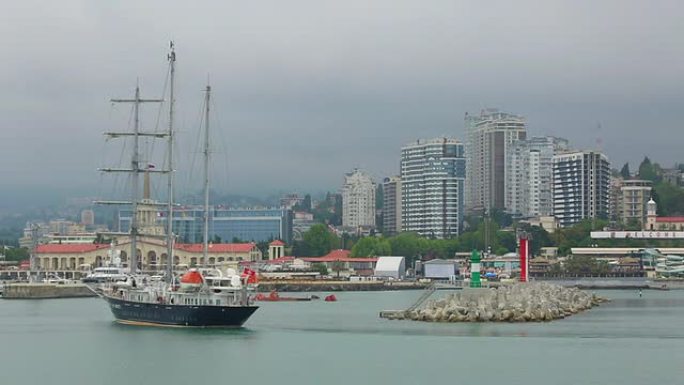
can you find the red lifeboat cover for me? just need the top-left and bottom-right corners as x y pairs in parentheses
(241, 268), (259, 284)
(180, 270), (204, 284)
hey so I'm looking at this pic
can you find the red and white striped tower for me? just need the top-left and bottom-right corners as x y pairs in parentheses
(518, 232), (529, 282)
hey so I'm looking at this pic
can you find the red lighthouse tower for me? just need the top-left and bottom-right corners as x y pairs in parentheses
(518, 232), (530, 282)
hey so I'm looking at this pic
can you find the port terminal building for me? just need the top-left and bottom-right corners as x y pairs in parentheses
(33, 237), (262, 272)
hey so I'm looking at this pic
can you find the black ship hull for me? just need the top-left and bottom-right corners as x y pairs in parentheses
(104, 296), (258, 327)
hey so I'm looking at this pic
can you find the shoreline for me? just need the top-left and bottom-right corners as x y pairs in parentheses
(257, 278), (683, 292)
(256, 280), (428, 292)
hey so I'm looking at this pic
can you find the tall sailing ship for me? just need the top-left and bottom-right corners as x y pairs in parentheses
(97, 43), (259, 327)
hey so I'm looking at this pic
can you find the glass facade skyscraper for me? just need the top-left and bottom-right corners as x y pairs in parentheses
(119, 207), (293, 244)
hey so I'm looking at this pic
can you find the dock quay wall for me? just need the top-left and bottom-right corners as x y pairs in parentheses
(256, 278), (684, 292)
(534, 277), (684, 290)
(2, 283), (97, 299)
(257, 280), (428, 292)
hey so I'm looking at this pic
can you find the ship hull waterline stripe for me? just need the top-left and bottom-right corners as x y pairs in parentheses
(114, 319), (243, 329)
(105, 296), (258, 327)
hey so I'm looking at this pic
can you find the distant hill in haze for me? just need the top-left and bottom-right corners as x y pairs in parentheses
(0, 187), (69, 211)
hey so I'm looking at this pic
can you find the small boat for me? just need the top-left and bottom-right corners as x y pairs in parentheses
(43, 273), (79, 285)
(324, 294), (337, 302)
(82, 266), (127, 284)
(254, 290), (316, 302)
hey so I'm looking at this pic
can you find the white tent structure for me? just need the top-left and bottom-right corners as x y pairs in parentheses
(374, 256), (406, 279)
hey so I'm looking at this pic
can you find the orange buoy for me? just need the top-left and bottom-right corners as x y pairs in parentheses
(324, 294), (337, 302)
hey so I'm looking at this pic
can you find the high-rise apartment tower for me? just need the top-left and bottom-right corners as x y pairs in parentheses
(342, 169), (376, 228)
(506, 136), (569, 217)
(552, 151), (610, 227)
(382, 176), (402, 236)
(400, 138), (465, 238)
(465, 109), (526, 214)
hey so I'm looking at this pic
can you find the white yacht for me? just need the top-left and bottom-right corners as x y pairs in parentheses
(82, 267), (127, 284)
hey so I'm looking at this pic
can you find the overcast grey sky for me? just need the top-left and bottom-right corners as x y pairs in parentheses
(1, 1), (682, 199)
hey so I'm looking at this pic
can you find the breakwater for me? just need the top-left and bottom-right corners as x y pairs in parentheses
(381, 283), (608, 322)
(2, 283), (97, 299)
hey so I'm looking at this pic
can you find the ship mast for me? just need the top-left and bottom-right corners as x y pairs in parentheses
(109, 86), (164, 275)
(166, 42), (176, 283)
(202, 84), (211, 268)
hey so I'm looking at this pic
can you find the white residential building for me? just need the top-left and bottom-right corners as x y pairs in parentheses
(619, 179), (652, 227)
(465, 109), (527, 214)
(400, 138), (465, 238)
(506, 141), (531, 217)
(506, 136), (569, 217)
(342, 169), (376, 228)
(552, 151), (610, 227)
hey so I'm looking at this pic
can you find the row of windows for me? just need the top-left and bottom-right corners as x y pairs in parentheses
(180, 297), (221, 306)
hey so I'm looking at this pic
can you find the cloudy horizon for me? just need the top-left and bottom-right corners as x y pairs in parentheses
(2, 1), (682, 202)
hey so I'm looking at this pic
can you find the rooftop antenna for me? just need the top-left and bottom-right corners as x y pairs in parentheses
(595, 122), (603, 152)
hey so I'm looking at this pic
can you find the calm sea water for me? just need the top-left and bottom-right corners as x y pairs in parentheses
(1, 290), (683, 385)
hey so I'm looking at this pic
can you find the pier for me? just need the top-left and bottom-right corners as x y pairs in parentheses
(257, 279), (429, 292)
(0, 269), (88, 281)
(2, 282), (96, 299)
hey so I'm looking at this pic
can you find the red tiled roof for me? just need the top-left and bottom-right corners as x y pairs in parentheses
(302, 249), (378, 263)
(174, 243), (256, 253)
(269, 240), (285, 246)
(656, 217), (684, 223)
(303, 257), (379, 263)
(35, 244), (111, 254)
(325, 249), (350, 259)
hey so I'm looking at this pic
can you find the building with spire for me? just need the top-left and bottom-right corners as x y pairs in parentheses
(645, 199), (684, 231)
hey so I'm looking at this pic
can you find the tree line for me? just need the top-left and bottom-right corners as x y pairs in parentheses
(289, 218), (684, 267)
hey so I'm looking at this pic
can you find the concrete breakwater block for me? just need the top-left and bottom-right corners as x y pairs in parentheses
(2, 283), (97, 299)
(380, 282), (609, 323)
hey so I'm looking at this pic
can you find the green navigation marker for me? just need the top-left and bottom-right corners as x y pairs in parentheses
(470, 249), (481, 288)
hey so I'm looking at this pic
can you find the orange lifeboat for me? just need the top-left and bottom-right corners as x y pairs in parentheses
(180, 269), (204, 291)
